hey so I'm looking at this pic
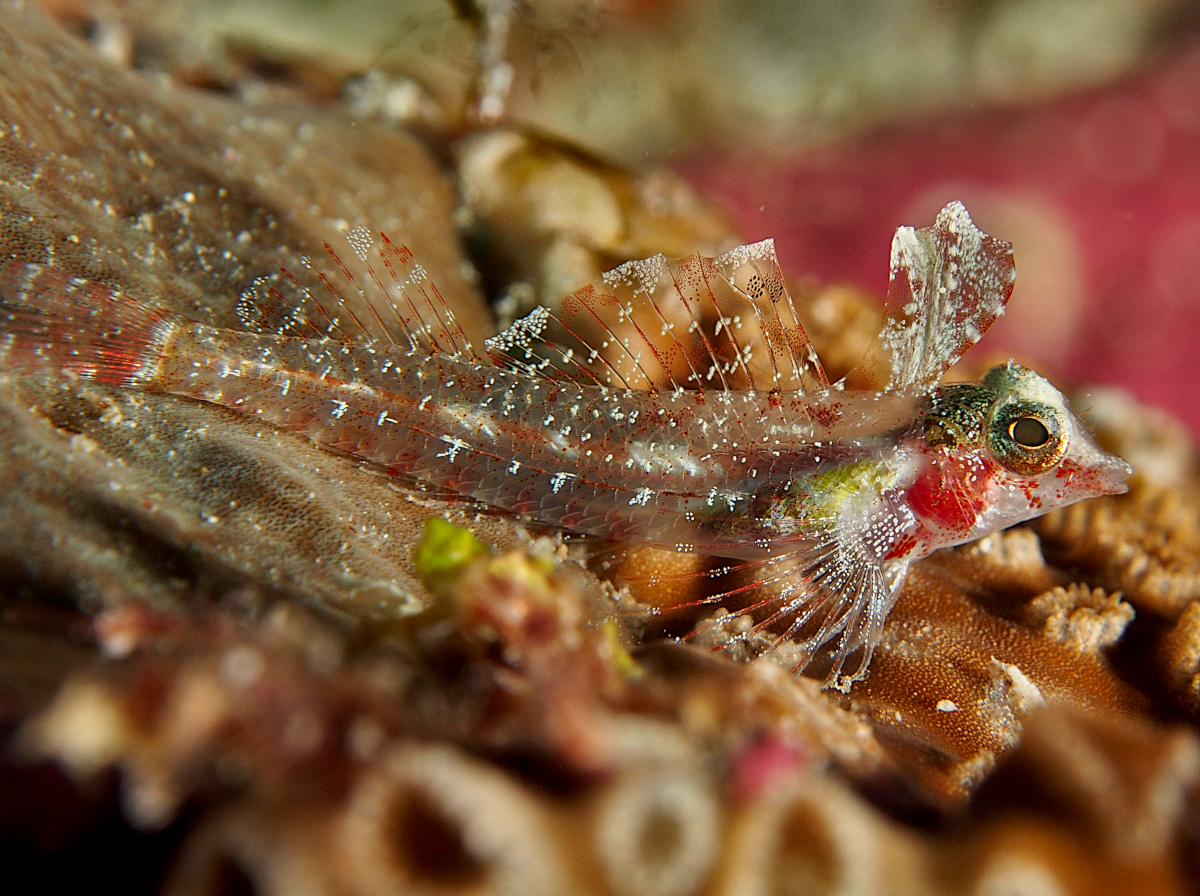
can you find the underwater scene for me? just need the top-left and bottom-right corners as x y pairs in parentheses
(1, 2), (1199, 894)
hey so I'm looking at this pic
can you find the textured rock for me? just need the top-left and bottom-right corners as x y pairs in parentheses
(0, 0), (510, 628)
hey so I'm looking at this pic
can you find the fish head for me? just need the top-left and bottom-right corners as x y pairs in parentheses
(914, 362), (1131, 546)
(978, 361), (1131, 501)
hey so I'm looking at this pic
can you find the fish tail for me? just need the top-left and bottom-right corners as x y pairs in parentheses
(0, 262), (174, 386)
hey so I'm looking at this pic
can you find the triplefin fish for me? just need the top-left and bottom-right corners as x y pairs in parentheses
(0, 203), (1132, 688)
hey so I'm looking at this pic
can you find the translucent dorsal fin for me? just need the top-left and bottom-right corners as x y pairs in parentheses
(486, 240), (828, 394)
(845, 201), (1015, 393)
(235, 226), (482, 362)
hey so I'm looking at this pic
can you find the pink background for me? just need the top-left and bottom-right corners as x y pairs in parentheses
(685, 39), (1200, 436)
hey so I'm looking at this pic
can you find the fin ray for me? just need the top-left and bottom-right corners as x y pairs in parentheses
(626, 527), (900, 689)
(0, 262), (171, 385)
(846, 201), (1015, 393)
(485, 240), (829, 395)
(236, 227), (482, 362)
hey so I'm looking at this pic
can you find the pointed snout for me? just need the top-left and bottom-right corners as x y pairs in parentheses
(1093, 453), (1133, 496)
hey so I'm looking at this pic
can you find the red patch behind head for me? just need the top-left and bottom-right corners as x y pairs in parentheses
(906, 453), (998, 536)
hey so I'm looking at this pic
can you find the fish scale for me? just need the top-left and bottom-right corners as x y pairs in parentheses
(0, 201), (1132, 688)
(156, 320), (902, 557)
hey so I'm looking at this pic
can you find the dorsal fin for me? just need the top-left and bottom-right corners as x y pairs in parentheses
(486, 240), (828, 394)
(235, 226), (482, 362)
(845, 201), (1015, 393)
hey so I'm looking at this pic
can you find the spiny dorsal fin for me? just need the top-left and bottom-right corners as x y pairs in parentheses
(486, 240), (828, 394)
(845, 201), (1015, 393)
(235, 226), (482, 362)
(712, 241), (828, 393)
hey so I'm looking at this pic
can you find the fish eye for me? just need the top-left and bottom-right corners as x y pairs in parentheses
(987, 401), (1067, 475)
(1008, 416), (1050, 449)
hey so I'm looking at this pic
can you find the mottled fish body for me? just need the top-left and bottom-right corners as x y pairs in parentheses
(0, 203), (1132, 687)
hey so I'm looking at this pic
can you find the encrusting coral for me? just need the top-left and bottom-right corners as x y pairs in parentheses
(2, 3), (1200, 895)
(1032, 393), (1200, 622)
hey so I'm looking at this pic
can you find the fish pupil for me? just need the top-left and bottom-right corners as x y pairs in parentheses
(1009, 416), (1050, 449)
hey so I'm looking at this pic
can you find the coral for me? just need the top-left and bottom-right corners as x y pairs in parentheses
(497, 0), (1189, 163)
(1022, 584), (1134, 652)
(1159, 602), (1200, 717)
(1035, 481), (1200, 619)
(22, 595), (1200, 895)
(987, 706), (1200, 861)
(1032, 392), (1200, 619)
(837, 550), (1149, 804)
(44, 0), (1190, 161)
(0, 0), (521, 627)
(2, 4), (1200, 896)
(456, 128), (740, 313)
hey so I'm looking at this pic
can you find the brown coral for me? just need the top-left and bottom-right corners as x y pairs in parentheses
(1034, 391), (1200, 619)
(1159, 602), (1200, 717)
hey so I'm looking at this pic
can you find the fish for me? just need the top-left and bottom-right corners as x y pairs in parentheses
(0, 201), (1132, 688)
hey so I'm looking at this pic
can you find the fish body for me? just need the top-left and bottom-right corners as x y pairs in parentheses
(0, 203), (1131, 687)
(149, 319), (927, 557)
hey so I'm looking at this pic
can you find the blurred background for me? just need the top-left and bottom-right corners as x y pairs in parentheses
(43, 0), (1200, 431)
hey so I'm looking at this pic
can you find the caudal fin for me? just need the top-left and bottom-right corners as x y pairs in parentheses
(0, 262), (173, 386)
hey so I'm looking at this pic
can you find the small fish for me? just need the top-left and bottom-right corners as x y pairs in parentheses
(0, 203), (1131, 688)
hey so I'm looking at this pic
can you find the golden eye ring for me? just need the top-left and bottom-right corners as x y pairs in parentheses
(988, 401), (1067, 475)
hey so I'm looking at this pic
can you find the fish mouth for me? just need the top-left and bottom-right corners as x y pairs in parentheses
(1093, 454), (1133, 496)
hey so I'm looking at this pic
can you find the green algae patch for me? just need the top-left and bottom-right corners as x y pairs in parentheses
(600, 619), (643, 681)
(414, 517), (488, 583)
